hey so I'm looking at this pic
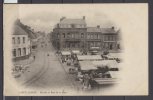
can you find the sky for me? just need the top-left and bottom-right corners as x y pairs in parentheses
(17, 4), (119, 33)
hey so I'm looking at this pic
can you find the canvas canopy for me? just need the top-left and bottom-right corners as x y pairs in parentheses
(61, 51), (71, 56)
(92, 60), (118, 68)
(77, 55), (102, 61)
(105, 53), (121, 59)
(79, 61), (97, 71)
(71, 50), (81, 54)
(90, 47), (100, 50)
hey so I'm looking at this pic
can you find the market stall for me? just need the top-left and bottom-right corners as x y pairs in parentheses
(77, 55), (102, 61)
(71, 50), (81, 55)
(60, 51), (71, 63)
(92, 60), (119, 71)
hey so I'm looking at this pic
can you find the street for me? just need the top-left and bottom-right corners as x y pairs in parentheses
(19, 38), (78, 91)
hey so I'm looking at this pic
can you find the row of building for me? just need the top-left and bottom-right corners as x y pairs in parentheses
(51, 16), (121, 52)
(12, 20), (41, 61)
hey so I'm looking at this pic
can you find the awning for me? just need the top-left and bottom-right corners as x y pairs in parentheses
(79, 61), (97, 71)
(92, 60), (118, 68)
(91, 50), (98, 53)
(90, 47), (100, 50)
(106, 53), (121, 58)
(71, 50), (81, 54)
(77, 55), (102, 61)
(109, 71), (119, 78)
(61, 51), (71, 56)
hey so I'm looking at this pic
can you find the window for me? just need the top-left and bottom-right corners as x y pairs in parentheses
(98, 34), (100, 39)
(97, 42), (101, 46)
(91, 34), (93, 39)
(90, 42), (94, 46)
(23, 48), (26, 56)
(75, 33), (79, 39)
(110, 44), (113, 50)
(18, 37), (20, 44)
(110, 36), (113, 41)
(96, 34), (98, 39)
(63, 33), (65, 38)
(72, 33), (75, 38)
(108, 36), (110, 41)
(117, 44), (120, 49)
(57, 33), (59, 38)
(18, 48), (21, 56)
(23, 37), (25, 43)
(67, 33), (70, 38)
(71, 24), (75, 28)
(12, 37), (15, 44)
(105, 36), (108, 41)
(13, 49), (16, 57)
(87, 34), (90, 39)
(81, 33), (84, 38)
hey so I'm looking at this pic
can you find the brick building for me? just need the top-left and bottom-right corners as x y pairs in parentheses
(52, 16), (120, 52)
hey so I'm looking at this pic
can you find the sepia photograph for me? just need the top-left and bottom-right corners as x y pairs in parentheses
(3, 4), (148, 96)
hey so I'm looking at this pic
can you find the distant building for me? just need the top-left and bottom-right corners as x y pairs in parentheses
(52, 16), (120, 52)
(12, 24), (31, 60)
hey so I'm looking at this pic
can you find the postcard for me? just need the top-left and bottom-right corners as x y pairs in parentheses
(3, 4), (148, 96)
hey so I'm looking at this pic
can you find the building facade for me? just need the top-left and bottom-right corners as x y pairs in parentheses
(52, 17), (120, 52)
(12, 25), (31, 60)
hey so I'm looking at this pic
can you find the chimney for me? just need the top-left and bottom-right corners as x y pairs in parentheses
(97, 25), (100, 28)
(83, 16), (85, 20)
(112, 26), (115, 30)
(60, 17), (66, 22)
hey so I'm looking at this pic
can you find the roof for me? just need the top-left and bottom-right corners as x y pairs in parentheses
(77, 55), (102, 61)
(71, 50), (81, 54)
(13, 25), (28, 35)
(14, 20), (37, 39)
(61, 51), (71, 55)
(92, 60), (118, 68)
(107, 53), (121, 58)
(60, 18), (86, 25)
(87, 27), (116, 33)
(79, 61), (97, 71)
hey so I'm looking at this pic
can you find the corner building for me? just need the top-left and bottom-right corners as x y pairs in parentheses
(52, 16), (120, 52)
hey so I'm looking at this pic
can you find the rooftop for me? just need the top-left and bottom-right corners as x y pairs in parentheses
(87, 27), (117, 33)
(13, 25), (28, 35)
(59, 17), (86, 25)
